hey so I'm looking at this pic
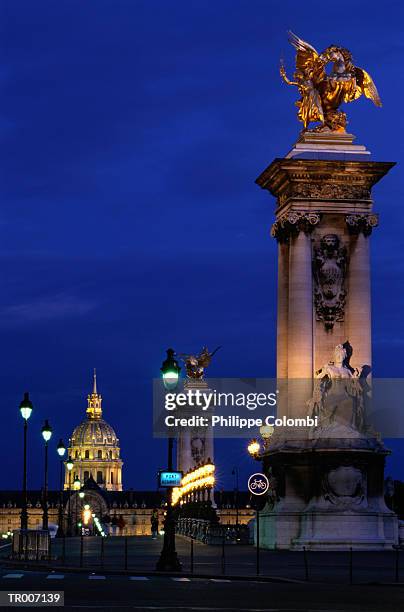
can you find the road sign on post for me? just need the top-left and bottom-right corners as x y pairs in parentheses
(248, 473), (269, 496)
(247, 472), (269, 575)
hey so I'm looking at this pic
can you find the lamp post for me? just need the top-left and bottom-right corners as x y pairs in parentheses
(56, 439), (66, 537)
(156, 348), (182, 572)
(231, 467), (239, 527)
(19, 393), (33, 531)
(66, 456), (74, 536)
(73, 477), (80, 535)
(41, 420), (53, 530)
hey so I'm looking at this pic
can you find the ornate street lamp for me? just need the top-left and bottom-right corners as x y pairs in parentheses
(19, 392), (33, 530)
(56, 439), (66, 537)
(41, 420), (52, 530)
(232, 466), (239, 528)
(73, 477), (81, 535)
(161, 348), (181, 390)
(66, 457), (74, 536)
(156, 349), (182, 572)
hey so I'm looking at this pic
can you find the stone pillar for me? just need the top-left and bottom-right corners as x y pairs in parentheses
(277, 242), (289, 379)
(287, 229), (313, 380)
(346, 216), (377, 369)
(255, 149), (397, 550)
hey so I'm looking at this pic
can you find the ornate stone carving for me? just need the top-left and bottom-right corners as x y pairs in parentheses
(322, 466), (366, 509)
(271, 211), (320, 242)
(313, 234), (347, 330)
(288, 182), (371, 201)
(191, 436), (206, 464)
(346, 213), (379, 236)
(308, 343), (371, 438)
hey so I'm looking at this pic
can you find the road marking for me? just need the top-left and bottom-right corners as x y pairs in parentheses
(210, 578), (231, 582)
(47, 574), (64, 579)
(89, 575), (106, 580)
(130, 576), (149, 580)
(171, 577), (191, 582)
(2, 573), (24, 579)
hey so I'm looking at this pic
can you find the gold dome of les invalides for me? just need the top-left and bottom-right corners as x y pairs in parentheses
(65, 371), (123, 492)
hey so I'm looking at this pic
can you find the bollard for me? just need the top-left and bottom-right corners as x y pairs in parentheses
(221, 535), (225, 575)
(303, 546), (309, 581)
(80, 533), (84, 568)
(124, 536), (128, 570)
(349, 547), (353, 585)
(100, 535), (104, 568)
(395, 547), (399, 583)
(190, 537), (194, 574)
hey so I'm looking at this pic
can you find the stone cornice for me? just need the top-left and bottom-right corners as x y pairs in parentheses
(256, 159), (396, 208)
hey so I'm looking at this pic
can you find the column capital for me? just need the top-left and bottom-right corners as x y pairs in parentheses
(345, 213), (379, 236)
(271, 211), (321, 243)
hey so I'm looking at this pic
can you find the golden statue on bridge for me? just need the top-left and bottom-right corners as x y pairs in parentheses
(280, 31), (381, 132)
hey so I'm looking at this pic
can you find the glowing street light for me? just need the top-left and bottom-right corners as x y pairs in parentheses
(66, 457), (74, 536)
(41, 420), (53, 530)
(19, 392), (33, 421)
(247, 439), (261, 457)
(19, 392), (33, 530)
(56, 439), (66, 538)
(156, 348), (182, 572)
(161, 348), (181, 391)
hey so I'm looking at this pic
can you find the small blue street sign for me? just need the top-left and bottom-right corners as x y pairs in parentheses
(159, 471), (183, 487)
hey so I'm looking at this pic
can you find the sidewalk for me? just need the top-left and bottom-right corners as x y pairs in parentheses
(2, 536), (404, 585)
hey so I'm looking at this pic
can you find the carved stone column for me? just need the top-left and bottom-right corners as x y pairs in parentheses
(255, 150), (397, 550)
(276, 241), (289, 380)
(346, 214), (379, 369)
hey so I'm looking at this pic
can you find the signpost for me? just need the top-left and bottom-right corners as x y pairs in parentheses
(248, 472), (269, 575)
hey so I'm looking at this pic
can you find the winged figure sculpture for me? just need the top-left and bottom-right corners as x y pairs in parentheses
(280, 31), (381, 132)
(179, 346), (221, 380)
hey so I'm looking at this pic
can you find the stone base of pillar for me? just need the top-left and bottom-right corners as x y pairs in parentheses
(260, 445), (398, 550)
(259, 508), (397, 550)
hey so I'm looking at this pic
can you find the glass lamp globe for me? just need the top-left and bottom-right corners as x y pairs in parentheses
(66, 457), (74, 472)
(41, 419), (52, 443)
(161, 348), (181, 391)
(260, 424), (274, 440)
(247, 439), (260, 456)
(19, 392), (33, 420)
(57, 439), (66, 457)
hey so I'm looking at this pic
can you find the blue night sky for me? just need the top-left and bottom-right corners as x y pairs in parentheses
(1, 1), (403, 492)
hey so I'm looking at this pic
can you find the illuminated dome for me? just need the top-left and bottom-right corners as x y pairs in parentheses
(71, 418), (118, 447)
(64, 370), (123, 492)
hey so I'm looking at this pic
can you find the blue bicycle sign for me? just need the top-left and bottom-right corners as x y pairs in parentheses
(248, 473), (269, 496)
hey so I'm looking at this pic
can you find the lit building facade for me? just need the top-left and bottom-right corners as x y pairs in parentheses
(64, 372), (123, 492)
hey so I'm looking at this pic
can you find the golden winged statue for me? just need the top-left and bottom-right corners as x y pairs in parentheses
(179, 346), (221, 379)
(280, 31), (382, 132)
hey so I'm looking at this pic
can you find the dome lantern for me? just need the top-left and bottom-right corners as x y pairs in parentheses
(86, 368), (102, 419)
